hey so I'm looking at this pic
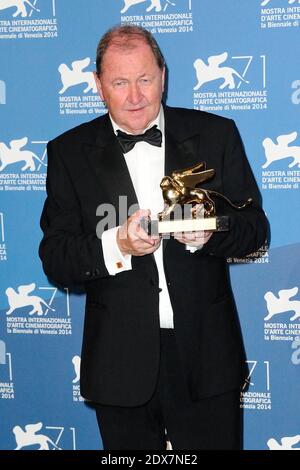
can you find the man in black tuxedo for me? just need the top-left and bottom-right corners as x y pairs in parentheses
(39, 25), (268, 450)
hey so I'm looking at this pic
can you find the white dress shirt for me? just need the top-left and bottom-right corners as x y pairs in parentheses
(101, 107), (198, 329)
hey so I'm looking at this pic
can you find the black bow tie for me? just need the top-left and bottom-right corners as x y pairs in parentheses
(116, 125), (162, 153)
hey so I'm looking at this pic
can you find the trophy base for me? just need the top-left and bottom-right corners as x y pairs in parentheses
(141, 216), (229, 236)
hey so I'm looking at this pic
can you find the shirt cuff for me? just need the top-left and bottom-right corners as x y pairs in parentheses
(101, 226), (132, 275)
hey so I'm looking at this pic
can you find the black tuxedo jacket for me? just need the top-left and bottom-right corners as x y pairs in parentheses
(39, 106), (268, 406)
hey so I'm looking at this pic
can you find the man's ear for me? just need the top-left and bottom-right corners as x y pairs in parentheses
(94, 71), (104, 100)
(162, 66), (166, 93)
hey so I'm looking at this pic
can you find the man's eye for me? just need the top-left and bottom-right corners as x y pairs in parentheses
(114, 81), (126, 87)
(140, 78), (151, 84)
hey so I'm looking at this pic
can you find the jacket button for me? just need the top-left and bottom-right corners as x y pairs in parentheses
(85, 271), (91, 276)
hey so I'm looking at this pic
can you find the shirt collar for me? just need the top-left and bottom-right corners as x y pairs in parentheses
(110, 105), (164, 137)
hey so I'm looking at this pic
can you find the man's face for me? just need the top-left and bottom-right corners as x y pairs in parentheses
(95, 40), (165, 135)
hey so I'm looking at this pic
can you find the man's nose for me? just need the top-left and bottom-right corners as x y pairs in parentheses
(127, 83), (143, 104)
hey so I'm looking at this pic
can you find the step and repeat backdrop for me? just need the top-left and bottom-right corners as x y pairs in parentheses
(0, 0), (299, 451)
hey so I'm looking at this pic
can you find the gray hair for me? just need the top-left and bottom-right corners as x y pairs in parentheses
(96, 25), (165, 75)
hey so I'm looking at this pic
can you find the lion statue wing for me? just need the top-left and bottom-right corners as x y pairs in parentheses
(207, 52), (228, 68)
(177, 169), (215, 188)
(172, 163), (215, 188)
(9, 137), (28, 151)
(278, 287), (298, 300)
(17, 283), (36, 296)
(25, 422), (43, 434)
(276, 131), (297, 146)
(71, 57), (91, 71)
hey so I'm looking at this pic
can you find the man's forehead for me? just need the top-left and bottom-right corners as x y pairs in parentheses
(105, 38), (152, 56)
(100, 41), (158, 76)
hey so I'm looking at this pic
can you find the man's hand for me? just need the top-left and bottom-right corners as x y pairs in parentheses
(174, 204), (213, 248)
(174, 230), (213, 248)
(117, 209), (161, 256)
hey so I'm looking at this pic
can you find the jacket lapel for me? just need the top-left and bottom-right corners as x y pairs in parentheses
(84, 115), (139, 225)
(164, 106), (203, 175)
(163, 106), (203, 250)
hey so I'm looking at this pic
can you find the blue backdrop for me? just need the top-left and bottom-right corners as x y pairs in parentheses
(0, 0), (300, 450)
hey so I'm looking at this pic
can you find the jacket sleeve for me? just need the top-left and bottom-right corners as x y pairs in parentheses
(199, 120), (269, 258)
(39, 139), (109, 287)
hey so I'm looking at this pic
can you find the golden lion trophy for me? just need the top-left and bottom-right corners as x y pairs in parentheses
(141, 162), (252, 236)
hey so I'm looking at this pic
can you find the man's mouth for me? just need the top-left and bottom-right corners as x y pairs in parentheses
(127, 107), (145, 112)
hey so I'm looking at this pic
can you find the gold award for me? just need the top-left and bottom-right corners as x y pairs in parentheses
(142, 162), (252, 236)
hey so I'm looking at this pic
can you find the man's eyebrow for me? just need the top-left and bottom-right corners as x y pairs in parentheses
(111, 77), (128, 82)
(138, 73), (154, 80)
(111, 73), (154, 81)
